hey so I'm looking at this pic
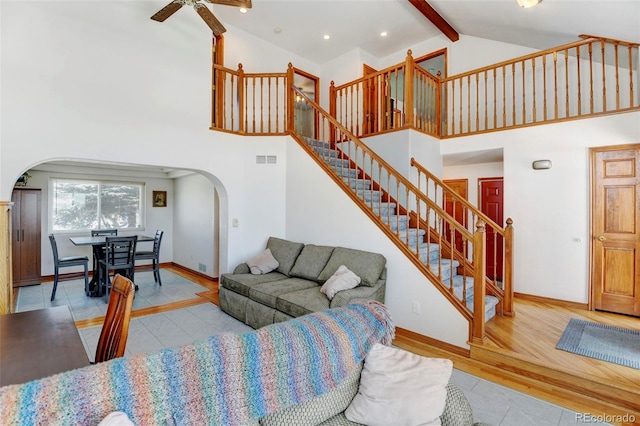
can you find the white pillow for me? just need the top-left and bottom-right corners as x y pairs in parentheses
(98, 412), (135, 426)
(345, 343), (453, 426)
(320, 264), (361, 300)
(246, 248), (279, 275)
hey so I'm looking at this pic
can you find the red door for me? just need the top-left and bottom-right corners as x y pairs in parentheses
(479, 178), (504, 280)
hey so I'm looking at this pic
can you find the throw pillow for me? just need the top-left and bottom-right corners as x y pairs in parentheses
(320, 265), (361, 300)
(289, 244), (335, 281)
(345, 343), (453, 426)
(246, 248), (279, 275)
(98, 412), (135, 426)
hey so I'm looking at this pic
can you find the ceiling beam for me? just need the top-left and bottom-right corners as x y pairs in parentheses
(408, 0), (459, 42)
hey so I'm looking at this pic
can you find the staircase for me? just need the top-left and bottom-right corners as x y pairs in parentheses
(304, 136), (500, 322)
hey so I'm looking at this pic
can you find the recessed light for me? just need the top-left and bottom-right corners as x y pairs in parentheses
(323, 34), (330, 40)
(239, 7), (247, 13)
(380, 31), (388, 37)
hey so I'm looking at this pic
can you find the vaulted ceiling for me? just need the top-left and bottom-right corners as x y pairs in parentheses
(147, 0), (640, 64)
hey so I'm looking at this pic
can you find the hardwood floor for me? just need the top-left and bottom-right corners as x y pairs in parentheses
(395, 297), (640, 426)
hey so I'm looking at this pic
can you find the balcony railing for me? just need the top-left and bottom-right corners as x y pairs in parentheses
(327, 35), (639, 139)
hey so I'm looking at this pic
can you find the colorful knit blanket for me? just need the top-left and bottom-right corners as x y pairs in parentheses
(0, 301), (394, 426)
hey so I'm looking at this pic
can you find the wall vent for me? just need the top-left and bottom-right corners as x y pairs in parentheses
(198, 263), (207, 272)
(256, 155), (277, 165)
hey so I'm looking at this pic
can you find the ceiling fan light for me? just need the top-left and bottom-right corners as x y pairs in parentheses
(516, 0), (541, 8)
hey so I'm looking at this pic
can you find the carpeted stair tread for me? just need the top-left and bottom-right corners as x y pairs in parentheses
(465, 295), (499, 321)
(331, 166), (359, 178)
(344, 178), (372, 190)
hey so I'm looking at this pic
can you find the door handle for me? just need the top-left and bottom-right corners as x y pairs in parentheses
(597, 235), (606, 242)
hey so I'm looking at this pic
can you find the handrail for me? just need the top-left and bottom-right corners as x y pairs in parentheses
(211, 63), (290, 135)
(291, 86), (494, 342)
(328, 35), (639, 139)
(411, 157), (514, 315)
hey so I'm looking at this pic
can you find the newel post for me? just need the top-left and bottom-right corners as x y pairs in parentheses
(286, 63), (295, 134)
(329, 81), (337, 146)
(472, 219), (486, 344)
(503, 218), (515, 317)
(237, 63), (245, 134)
(404, 50), (415, 127)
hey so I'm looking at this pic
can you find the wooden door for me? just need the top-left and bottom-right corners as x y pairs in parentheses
(11, 189), (41, 287)
(591, 145), (640, 316)
(479, 178), (504, 280)
(443, 179), (468, 254)
(363, 64), (378, 135)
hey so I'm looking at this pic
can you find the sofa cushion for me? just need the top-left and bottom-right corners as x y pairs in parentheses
(321, 265), (361, 300)
(345, 343), (453, 426)
(246, 248), (279, 275)
(249, 278), (318, 309)
(220, 272), (288, 297)
(318, 247), (386, 287)
(275, 286), (330, 318)
(289, 244), (335, 281)
(260, 364), (363, 426)
(266, 237), (305, 276)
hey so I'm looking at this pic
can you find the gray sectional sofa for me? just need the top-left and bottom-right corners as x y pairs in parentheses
(219, 237), (387, 329)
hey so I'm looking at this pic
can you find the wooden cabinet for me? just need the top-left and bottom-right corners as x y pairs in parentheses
(11, 189), (41, 287)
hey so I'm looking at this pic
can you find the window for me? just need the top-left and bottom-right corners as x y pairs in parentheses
(51, 179), (144, 232)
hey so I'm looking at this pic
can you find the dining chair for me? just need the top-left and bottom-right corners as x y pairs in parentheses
(98, 236), (137, 298)
(48, 234), (90, 301)
(135, 230), (164, 286)
(94, 274), (135, 363)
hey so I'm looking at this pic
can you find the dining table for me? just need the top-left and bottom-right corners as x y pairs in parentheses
(0, 306), (90, 387)
(69, 234), (155, 296)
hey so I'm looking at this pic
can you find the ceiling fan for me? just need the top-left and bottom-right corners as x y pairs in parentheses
(151, 0), (252, 36)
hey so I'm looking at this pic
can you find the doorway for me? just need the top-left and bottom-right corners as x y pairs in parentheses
(479, 177), (504, 280)
(590, 144), (640, 316)
(293, 68), (320, 139)
(363, 64), (379, 135)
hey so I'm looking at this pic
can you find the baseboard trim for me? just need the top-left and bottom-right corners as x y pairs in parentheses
(514, 292), (588, 310)
(170, 262), (218, 282)
(395, 327), (470, 358)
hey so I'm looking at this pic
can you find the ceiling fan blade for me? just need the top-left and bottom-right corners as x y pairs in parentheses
(194, 4), (227, 35)
(151, 1), (183, 22)
(205, 0), (252, 9)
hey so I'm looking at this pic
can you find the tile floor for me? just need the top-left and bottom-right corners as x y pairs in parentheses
(16, 275), (611, 426)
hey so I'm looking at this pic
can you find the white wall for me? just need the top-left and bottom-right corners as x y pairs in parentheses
(285, 139), (469, 348)
(440, 112), (640, 303)
(173, 174), (217, 277)
(0, 1), (289, 276)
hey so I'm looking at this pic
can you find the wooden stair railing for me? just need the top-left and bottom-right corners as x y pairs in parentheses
(211, 63), (291, 135)
(442, 35), (640, 137)
(411, 158), (514, 316)
(291, 86), (501, 343)
(328, 36), (639, 139)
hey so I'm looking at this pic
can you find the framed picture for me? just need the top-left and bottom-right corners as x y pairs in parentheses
(152, 190), (167, 208)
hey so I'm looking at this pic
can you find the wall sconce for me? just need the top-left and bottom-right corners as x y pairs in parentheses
(532, 160), (552, 170)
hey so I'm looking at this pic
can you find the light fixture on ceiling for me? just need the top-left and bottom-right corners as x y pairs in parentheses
(517, 0), (541, 8)
(380, 31), (388, 37)
(239, 7), (247, 13)
(323, 34), (330, 40)
(274, 27), (282, 35)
